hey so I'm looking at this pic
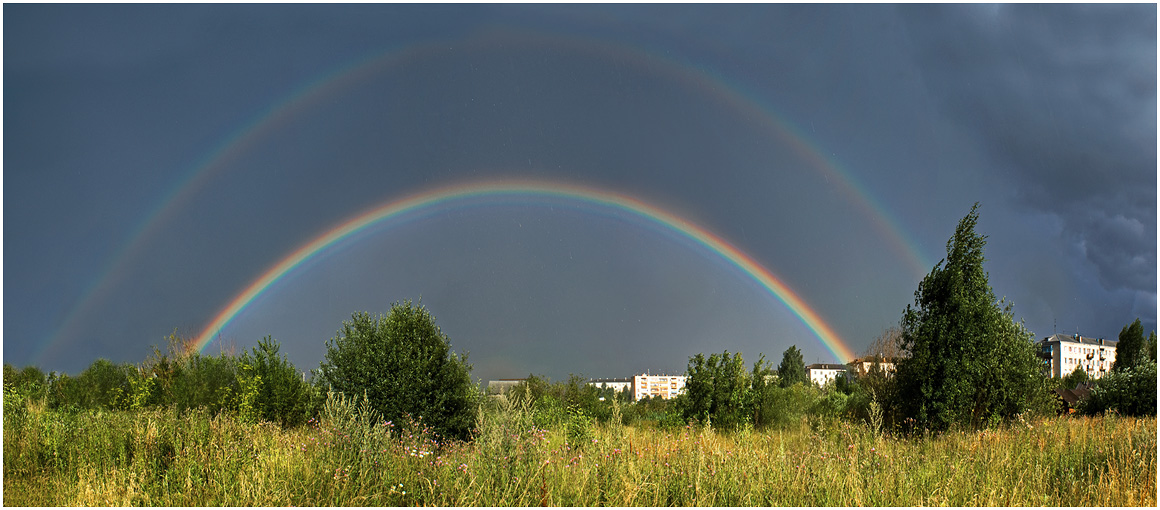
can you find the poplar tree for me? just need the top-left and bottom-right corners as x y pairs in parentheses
(1111, 318), (1146, 373)
(777, 345), (808, 388)
(894, 203), (1044, 432)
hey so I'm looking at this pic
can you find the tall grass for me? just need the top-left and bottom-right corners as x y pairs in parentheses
(4, 393), (1155, 506)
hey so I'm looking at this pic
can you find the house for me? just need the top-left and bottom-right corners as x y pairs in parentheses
(1053, 382), (1094, 414)
(1038, 333), (1117, 379)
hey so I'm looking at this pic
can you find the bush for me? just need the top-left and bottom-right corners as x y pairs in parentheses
(751, 382), (819, 429)
(240, 337), (311, 426)
(1078, 361), (1157, 417)
(318, 301), (479, 441)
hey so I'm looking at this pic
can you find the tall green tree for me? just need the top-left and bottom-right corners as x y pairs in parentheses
(1111, 318), (1146, 373)
(318, 300), (479, 441)
(894, 203), (1044, 432)
(1149, 330), (1156, 363)
(777, 345), (807, 388)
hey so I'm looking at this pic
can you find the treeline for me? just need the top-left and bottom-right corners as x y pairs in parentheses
(4, 334), (320, 428)
(6, 204), (1155, 442)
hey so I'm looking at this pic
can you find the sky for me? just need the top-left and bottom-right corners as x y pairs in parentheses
(5, 4), (1156, 385)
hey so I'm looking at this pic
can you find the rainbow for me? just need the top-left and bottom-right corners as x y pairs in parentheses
(192, 179), (857, 363)
(42, 30), (926, 364)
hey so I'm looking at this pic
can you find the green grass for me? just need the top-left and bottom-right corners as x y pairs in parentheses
(4, 394), (1155, 506)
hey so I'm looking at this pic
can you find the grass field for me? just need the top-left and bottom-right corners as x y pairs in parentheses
(4, 393), (1155, 506)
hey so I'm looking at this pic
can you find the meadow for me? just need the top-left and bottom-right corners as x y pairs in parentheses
(4, 391), (1155, 506)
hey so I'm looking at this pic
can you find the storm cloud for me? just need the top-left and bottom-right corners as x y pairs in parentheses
(900, 4), (1156, 295)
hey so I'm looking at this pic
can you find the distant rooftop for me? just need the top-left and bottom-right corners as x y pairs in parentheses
(1041, 334), (1117, 347)
(807, 363), (850, 370)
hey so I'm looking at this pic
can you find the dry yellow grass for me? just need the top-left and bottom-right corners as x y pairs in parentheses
(4, 398), (1155, 506)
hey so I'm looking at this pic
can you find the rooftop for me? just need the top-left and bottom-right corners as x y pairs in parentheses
(1041, 334), (1117, 348)
(808, 363), (850, 370)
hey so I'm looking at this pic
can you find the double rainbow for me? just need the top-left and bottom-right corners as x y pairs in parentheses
(192, 179), (856, 363)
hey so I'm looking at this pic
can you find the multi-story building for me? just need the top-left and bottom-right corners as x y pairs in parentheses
(633, 374), (686, 400)
(848, 358), (895, 377)
(587, 377), (633, 396)
(807, 363), (851, 387)
(1038, 333), (1117, 379)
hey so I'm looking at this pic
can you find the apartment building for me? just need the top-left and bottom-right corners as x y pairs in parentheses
(807, 363), (851, 387)
(587, 377), (633, 395)
(633, 374), (686, 400)
(1038, 333), (1117, 379)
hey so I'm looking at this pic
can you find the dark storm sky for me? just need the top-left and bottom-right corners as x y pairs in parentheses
(5, 4), (1155, 385)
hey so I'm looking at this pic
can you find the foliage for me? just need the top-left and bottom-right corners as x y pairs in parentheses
(318, 300), (479, 441)
(680, 351), (750, 429)
(776, 345), (808, 388)
(844, 365), (896, 432)
(1149, 330), (1157, 363)
(238, 336), (311, 426)
(1059, 363), (1091, 390)
(894, 203), (1046, 433)
(1078, 361), (1157, 417)
(749, 355), (778, 428)
(1111, 318), (1147, 373)
(3, 332), (318, 428)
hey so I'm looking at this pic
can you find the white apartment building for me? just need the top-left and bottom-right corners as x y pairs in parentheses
(633, 374), (686, 400)
(1039, 333), (1117, 379)
(807, 363), (851, 387)
(587, 378), (633, 395)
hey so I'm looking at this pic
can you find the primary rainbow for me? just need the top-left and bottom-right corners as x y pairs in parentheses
(192, 179), (856, 363)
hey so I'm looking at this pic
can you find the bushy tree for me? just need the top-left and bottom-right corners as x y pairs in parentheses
(777, 345), (808, 388)
(76, 359), (138, 409)
(894, 203), (1045, 432)
(1149, 330), (1157, 363)
(1111, 318), (1146, 373)
(240, 336), (311, 426)
(318, 300), (479, 441)
(1078, 360), (1157, 417)
(679, 351), (750, 429)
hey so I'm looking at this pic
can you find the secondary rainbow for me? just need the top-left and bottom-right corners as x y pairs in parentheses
(192, 179), (856, 363)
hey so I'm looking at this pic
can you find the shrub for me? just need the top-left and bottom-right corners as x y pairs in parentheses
(318, 301), (479, 441)
(240, 336), (311, 426)
(1078, 361), (1157, 417)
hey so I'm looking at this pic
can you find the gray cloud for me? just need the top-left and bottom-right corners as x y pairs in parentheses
(899, 4), (1156, 295)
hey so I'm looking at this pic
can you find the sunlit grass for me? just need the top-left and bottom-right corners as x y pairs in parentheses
(4, 395), (1155, 506)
